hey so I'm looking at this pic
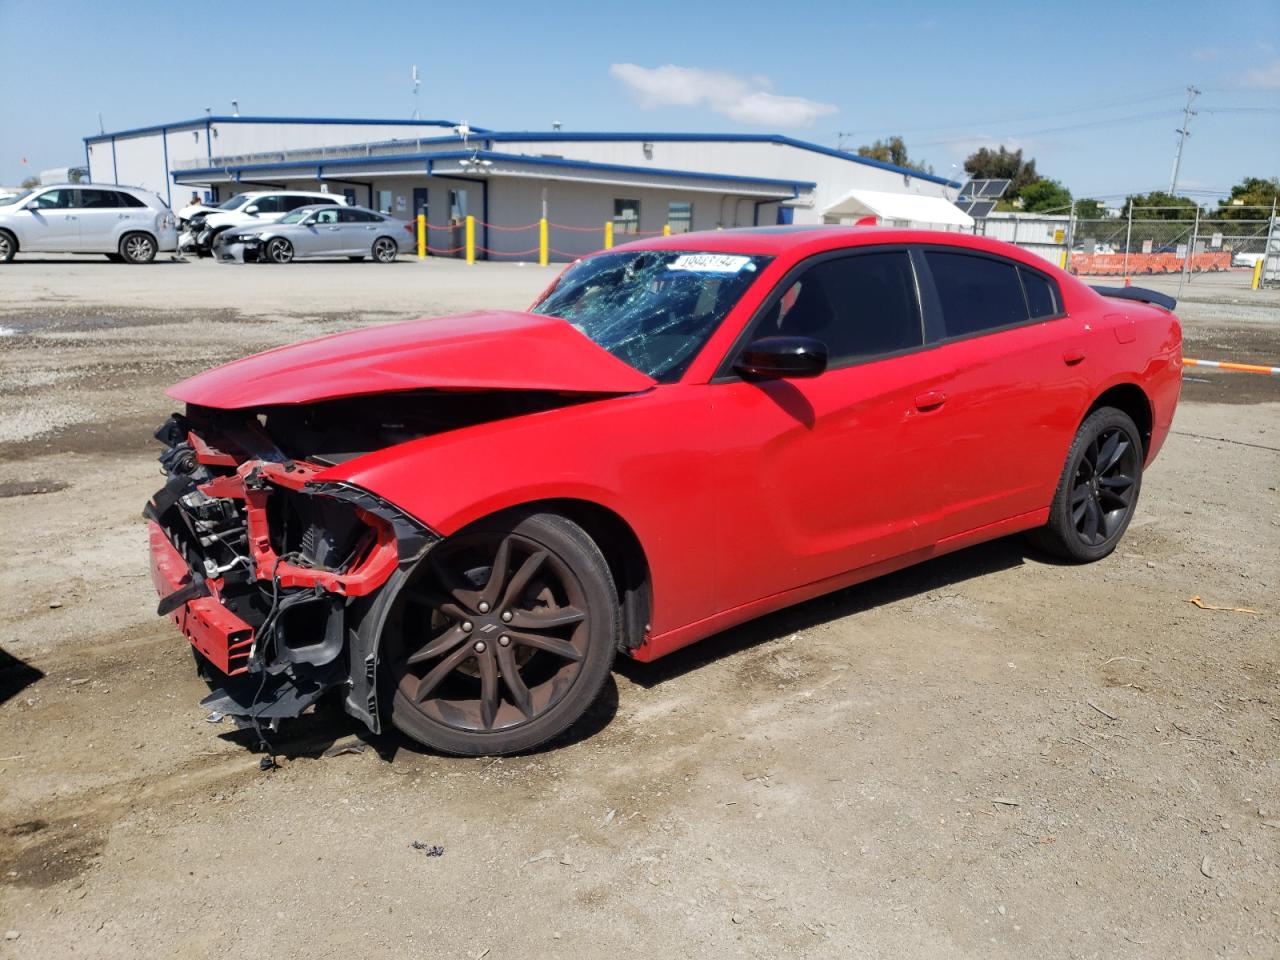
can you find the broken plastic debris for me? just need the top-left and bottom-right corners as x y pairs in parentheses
(1187, 596), (1259, 615)
(204, 711), (224, 723)
(321, 738), (366, 759)
(410, 841), (444, 857)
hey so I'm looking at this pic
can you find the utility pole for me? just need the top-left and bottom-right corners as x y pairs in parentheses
(1168, 85), (1200, 195)
(836, 132), (856, 152)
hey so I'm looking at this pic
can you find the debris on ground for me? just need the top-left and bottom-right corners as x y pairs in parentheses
(410, 841), (444, 857)
(1200, 855), (1215, 879)
(204, 711), (224, 723)
(258, 756), (279, 772)
(1187, 596), (1259, 615)
(991, 797), (1021, 807)
(320, 737), (366, 759)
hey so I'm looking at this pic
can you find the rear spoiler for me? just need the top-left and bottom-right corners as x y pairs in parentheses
(1090, 285), (1177, 312)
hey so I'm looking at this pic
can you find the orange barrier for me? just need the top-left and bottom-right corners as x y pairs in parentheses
(1071, 252), (1232, 275)
(1183, 357), (1280, 376)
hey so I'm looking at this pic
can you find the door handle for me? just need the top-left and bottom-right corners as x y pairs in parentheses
(1063, 349), (1086, 365)
(914, 391), (947, 412)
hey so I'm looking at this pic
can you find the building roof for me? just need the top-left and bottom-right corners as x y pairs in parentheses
(84, 116), (474, 144)
(824, 188), (973, 227)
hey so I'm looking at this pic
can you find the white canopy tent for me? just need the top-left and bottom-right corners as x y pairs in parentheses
(823, 188), (974, 230)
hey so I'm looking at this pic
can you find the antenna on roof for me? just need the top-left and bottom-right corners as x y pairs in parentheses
(231, 100), (240, 117)
(411, 66), (421, 120)
(552, 120), (562, 131)
(97, 112), (105, 134)
(204, 106), (211, 117)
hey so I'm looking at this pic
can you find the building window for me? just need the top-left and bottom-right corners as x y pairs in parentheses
(449, 190), (468, 222)
(341, 188), (357, 205)
(667, 201), (693, 234)
(613, 198), (640, 235)
(376, 190), (393, 215)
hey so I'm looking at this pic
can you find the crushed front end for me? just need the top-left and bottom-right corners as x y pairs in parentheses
(144, 411), (437, 737)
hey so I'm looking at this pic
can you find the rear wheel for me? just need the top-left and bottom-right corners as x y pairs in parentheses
(265, 237), (294, 264)
(386, 511), (618, 755)
(120, 232), (157, 264)
(0, 230), (16, 263)
(372, 237), (397, 263)
(1029, 407), (1143, 562)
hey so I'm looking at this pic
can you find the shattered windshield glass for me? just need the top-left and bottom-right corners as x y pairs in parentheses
(532, 250), (771, 381)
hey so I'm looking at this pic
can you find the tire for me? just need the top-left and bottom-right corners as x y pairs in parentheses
(371, 237), (398, 263)
(265, 237), (294, 264)
(386, 510), (618, 756)
(1028, 406), (1143, 562)
(119, 232), (157, 264)
(0, 230), (15, 263)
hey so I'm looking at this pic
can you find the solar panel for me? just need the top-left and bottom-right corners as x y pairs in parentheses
(956, 199), (996, 218)
(958, 179), (1011, 200)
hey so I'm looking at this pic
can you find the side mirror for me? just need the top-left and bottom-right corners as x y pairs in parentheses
(244, 205), (259, 215)
(734, 336), (828, 380)
(23, 201), (39, 212)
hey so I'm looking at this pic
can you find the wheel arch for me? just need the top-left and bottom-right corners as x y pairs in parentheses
(1084, 382), (1153, 458)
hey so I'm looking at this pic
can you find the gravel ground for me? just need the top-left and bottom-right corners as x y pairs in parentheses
(0, 255), (1277, 959)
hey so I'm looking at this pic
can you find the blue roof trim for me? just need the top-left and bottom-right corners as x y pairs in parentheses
(85, 116), (477, 143)
(174, 149), (815, 192)
(487, 132), (959, 187)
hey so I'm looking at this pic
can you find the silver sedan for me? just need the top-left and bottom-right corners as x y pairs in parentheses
(213, 204), (415, 263)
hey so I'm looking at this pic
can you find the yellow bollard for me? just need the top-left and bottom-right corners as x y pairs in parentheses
(417, 213), (425, 260)
(1059, 249), (1069, 270)
(663, 223), (671, 237)
(465, 215), (475, 265)
(604, 221), (613, 250)
(539, 217), (548, 267)
(1252, 257), (1264, 290)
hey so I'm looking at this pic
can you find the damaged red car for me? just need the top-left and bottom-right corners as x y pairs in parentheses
(146, 227), (1182, 755)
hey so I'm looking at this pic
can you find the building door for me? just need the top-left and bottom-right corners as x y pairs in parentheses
(412, 188), (429, 220)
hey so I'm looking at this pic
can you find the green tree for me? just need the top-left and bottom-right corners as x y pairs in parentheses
(963, 146), (1039, 197)
(1215, 176), (1278, 220)
(1017, 178), (1072, 213)
(68, 167), (85, 184)
(1074, 198), (1107, 219)
(856, 136), (934, 175)
(20, 176), (38, 189)
(1121, 191), (1200, 221)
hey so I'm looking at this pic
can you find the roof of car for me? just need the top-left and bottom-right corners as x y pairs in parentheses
(613, 225), (1061, 270)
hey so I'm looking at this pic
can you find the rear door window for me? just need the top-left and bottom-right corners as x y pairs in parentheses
(764, 251), (924, 365)
(338, 209), (376, 223)
(78, 189), (122, 208)
(252, 195), (284, 214)
(925, 251), (1029, 338)
(1019, 267), (1061, 318)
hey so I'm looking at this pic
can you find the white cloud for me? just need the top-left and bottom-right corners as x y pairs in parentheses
(609, 63), (837, 128)
(1240, 59), (1280, 88)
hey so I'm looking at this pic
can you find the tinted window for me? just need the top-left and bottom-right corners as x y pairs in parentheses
(1020, 268), (1060, 318)
(338, 208), (377, 223)
(763, 252), (923, 364)
(313, 208), (340, 224)
(118, 191), (147, 208)
(926, 251), (1029, 337)
(79, 189), (122, 208)
(250, 195), (283, 214)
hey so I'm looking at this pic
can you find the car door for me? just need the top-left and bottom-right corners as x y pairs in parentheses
(75, 188), (128, 252)
(307, 206), (345, 256)
(905, 247), (1094, 542)
(710, 247), (941, 611)
(19, 189), (81, 251)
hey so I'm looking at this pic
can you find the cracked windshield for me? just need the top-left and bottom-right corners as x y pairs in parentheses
(533, 250), (772, 381)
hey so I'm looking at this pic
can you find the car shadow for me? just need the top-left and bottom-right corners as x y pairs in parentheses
(0, 647), (44, 705)
(614, 535), (1041, 690)
(2, 258), (188, 266)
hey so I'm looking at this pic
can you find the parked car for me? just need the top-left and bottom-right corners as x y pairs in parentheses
(145, 227), (1182, 756)
(181, 190), (348, 257)
(0, 184), (177, 263)
(212, 204), (414, 263)
(1232, 251), (1265, 269)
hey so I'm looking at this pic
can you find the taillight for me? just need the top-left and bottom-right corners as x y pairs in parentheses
(403, 222), (416, 235)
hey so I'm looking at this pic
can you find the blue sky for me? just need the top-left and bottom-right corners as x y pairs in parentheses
(1, 0), (1276, 202)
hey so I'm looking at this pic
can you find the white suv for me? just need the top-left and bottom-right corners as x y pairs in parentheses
(184, 190), (348, 256)
(0, 184), (178, 263)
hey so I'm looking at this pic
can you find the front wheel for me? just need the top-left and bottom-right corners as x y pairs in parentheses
(386, 511), (618, 756)
(0, 230), (16, 262)
(371, 237), (397, 263)
(265, 237), (294, 264)
(120, 232), (157, 264)
(1029, 407), (1143, 562)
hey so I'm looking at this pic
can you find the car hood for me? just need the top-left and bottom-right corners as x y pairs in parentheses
(168, 310), (656, 408)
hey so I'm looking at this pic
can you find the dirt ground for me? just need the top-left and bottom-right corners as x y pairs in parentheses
(1, 255), (1277, 959)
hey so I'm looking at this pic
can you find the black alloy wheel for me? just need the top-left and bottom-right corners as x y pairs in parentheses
(372, 237), (398, 263)
(386, 512), (618, 755)
(266, 237), (294, 264)
(1030, 406), (1143, 562)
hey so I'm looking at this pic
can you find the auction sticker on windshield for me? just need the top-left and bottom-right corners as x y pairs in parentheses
(667, 254), (754, 273)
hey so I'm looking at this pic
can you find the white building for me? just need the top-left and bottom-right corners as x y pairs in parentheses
(85, 116), (972, 261)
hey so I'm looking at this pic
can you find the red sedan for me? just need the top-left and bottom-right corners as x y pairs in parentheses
(146, 226), (1182, 755)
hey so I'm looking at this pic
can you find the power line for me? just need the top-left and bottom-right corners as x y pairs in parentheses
(913, 109), (1180, 147)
